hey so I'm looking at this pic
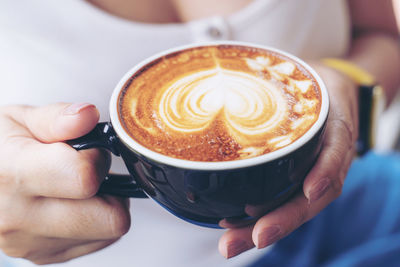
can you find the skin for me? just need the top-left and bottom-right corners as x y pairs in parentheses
(1, 0), (399, 264)
(0, 103), (131, 264)
(219, 0), (400, 257)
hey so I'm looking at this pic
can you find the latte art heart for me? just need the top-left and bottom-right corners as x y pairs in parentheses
(159, 67), (287, 135)
(120, 46), (322, 161)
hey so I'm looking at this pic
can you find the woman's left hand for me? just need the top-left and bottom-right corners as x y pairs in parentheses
(218, 63), (359, 258)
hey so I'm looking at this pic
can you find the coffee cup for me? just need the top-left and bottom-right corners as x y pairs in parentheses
(68, 41), (329, 228)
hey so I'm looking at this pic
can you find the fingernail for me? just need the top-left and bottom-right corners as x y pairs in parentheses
(63, 103), (94, 115)
(308, 178), (331, 203)
(226, 240), (251, 259)
(257, 225), (281, 249)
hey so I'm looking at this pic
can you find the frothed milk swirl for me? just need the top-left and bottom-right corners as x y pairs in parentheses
(119, 45), (321, 161)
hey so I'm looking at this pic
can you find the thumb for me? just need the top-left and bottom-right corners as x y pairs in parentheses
(24, 102), (100, 143)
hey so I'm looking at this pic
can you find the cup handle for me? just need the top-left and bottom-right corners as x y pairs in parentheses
(67, 122), (148, 198)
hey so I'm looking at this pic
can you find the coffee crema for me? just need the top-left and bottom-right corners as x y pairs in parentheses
(119, 45), (321, 161)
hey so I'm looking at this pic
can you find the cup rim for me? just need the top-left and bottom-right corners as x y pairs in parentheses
(109, 41), (329, 170)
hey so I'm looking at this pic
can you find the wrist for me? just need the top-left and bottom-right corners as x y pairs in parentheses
(309, 61), (358, 96)
(321, 58), (385, 155)
(322, 58), (375, 86)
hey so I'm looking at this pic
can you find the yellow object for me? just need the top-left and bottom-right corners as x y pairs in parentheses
(322, 58), (375, 85)
(322, 58), (385, 154)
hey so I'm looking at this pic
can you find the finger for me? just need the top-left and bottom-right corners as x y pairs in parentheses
(218, 226), (255, 259)
(246, 116), (355, 249)
(219, 117), (356, 257)
(327, 82), (358, 144)
(252, 187), (339, 249)
(2, 103), (108, 199)
(31, 239), (118, 265)
(248, 101), (356, 250)
(303, 116), (355, 203)
(14, 142), (110, 199)
(0, 232), (103, 260)
(20, 103), (100, 143)
(219, 217), (257, 229)
(244, 183), (300, 219)
(29, 195), (131, 240)
(220, 185), (341, 257)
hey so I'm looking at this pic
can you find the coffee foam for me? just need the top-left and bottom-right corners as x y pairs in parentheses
(159, 67), (287, 135)
(119, 46), (321, 161)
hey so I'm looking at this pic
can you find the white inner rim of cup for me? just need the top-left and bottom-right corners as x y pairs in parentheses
(110, 41), (329, 170)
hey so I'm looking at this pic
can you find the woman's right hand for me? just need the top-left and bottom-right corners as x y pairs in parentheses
(0, 103), (131, 265)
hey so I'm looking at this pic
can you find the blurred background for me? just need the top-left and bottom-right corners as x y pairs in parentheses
(0, 0), (399, 267)
(376, 0), (400, 152)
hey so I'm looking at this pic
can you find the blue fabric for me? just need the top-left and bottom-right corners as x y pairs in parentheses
(249, 151), (400, 267)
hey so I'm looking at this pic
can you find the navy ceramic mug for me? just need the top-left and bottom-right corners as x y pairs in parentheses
(68, 42), (329, 228)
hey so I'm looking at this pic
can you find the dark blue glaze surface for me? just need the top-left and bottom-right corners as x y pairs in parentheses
(69, 121), (326, 228)
(117, 124), (326, 227)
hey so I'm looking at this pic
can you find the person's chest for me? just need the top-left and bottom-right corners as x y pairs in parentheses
(86, 0), (254, 23)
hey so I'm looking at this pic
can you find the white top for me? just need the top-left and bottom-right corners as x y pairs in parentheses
(0, 0), (350, 266)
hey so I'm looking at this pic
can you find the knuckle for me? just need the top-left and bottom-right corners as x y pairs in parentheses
(107, 203), (131, 237)
(326, 146), (343, 168)
(0, 219), (23, 252)
(288, 209), (308, 231)
(295, 208), (308, 226)
(2, 247), (31, 259)
(289, 198), (308, 227)
(330, 117), (356, 145)
(74, 161), (102, 199)
(71, 149), (109, 199)
(0, 217), (16, 236)
(331, 178), (343, 199)
(47, 143), (101, 199)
